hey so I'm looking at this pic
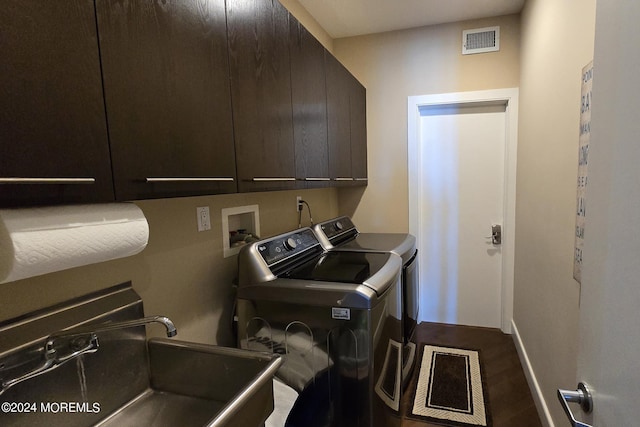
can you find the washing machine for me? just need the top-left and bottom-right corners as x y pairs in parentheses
(313, 216), (419, 387)
(237, 227), (404, 427)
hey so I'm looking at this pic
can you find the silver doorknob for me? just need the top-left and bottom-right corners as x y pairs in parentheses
(557, 382), (593, 427)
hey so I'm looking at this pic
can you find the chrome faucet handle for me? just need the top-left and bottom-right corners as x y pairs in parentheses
(49, 333), (99, 364)
(0, 334), (99, 396)
(1, 357), (55, 396)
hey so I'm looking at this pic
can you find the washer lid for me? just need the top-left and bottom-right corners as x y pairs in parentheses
(237, 278), (379, 309)
(282, 251), (402, 296)
(334, 233), (416, 262)
(313, 217), (416, 262)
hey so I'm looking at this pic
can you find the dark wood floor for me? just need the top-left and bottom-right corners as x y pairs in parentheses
(401, 322), (542, 427)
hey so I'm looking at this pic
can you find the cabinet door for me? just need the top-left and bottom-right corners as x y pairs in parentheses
(350, 76), (368, 185)
(0, 0), (114, 207)
(290, 17), (329, 189)
(227, 0), (296, 192)
(96, 0), (237, 201)
(325, 53), (353, 186)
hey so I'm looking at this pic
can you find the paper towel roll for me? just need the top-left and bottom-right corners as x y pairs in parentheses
(0, 203), (149, 284)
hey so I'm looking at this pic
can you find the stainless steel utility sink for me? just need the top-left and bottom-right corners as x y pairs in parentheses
(96, 340), (282, 427)
(0, 283), (281, 427)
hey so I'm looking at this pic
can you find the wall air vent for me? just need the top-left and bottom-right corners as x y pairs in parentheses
(462, 26), (500, 55)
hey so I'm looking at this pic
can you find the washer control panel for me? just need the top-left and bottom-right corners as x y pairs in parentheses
(257, 228), (320, 267)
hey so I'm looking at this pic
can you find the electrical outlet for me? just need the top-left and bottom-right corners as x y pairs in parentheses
(197, 206), (211, 231)
(296, 196), (303, 212)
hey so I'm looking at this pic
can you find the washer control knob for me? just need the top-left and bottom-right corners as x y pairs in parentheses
(284, 237), (298, 251)
(335, 221), (344, 231)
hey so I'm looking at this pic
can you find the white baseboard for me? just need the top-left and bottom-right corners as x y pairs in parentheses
(511, 320), (555, 427)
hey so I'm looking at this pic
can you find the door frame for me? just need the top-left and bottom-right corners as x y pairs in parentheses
(407, 88), (519, 333)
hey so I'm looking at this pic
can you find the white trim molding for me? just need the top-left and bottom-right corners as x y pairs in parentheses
(511, 320), (555, 427)
(407, 88), (518, 333)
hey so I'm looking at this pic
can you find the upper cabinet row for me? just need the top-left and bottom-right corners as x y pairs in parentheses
(0, 0), (366, 207)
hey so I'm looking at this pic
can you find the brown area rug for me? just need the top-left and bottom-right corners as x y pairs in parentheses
(407, 344), (492, 427)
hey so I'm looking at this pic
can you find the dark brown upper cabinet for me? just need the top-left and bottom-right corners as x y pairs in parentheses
(0, 0), (114, 207)
(289, 16), (330, 189)
(1, 0), (366, 208)
(96, 0), (237, 201)
(226, 0), (296, 193)
(350, 76), (368, 183)
(325, 53), (368, 187)
(325, 54), (353, 186)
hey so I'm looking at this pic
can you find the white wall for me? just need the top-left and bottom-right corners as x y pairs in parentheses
(578, 2), (640, 424)
(514, 0), (596, 425)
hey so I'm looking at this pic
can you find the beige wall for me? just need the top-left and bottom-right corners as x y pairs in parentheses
(515, 0), (595, 424)
(331, 15), (520, 232)
(0, 188), (338, 346)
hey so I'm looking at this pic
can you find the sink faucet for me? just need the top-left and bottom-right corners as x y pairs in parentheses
(47, 315), (178, 341)
(0, 315), (177, 396)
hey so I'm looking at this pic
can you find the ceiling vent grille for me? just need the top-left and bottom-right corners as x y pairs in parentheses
(462, 26), (500, 55)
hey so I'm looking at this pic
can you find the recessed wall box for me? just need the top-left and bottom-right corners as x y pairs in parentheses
(222, 205), (260, 258)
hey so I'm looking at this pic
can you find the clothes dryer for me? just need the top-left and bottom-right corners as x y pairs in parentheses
(313, 216), (419, 387)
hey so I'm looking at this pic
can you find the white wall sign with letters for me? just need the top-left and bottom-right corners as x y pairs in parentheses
(574, 61), (592, 283)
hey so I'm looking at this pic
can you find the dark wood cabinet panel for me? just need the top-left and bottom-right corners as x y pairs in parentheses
(290, 17), (329, 189)
(350, 76), (368, 183)
(227, 0), (296, 192)
(1, 0), (365, 207)
(96, 0), (237, 201)
(0, 0), (114, 207)
(325, 53), (352, 185)
(326, 52), (368, 187)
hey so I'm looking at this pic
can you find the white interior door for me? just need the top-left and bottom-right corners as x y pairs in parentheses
(559, 2), (640, 426)
(415, 103), (505, 329)
(409, 89), (518, 333)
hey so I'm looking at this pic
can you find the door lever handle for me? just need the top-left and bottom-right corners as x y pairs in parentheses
(557, 382), (593, 427)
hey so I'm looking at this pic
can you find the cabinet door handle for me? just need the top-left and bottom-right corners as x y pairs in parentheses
(0, 177), (95, 184)
(334, 177), (354, 181)
(304, 177), (331, 181)
(251, 177), (296, 182)
(354, 178), (368, 181)
(145, 177), (234, 183)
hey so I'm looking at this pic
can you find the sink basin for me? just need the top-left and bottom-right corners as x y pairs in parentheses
(96, 339), (282, 427)
(0, 283), (281, 427)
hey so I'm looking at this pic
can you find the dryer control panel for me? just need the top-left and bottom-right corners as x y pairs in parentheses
(317, 216), (357, 243)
